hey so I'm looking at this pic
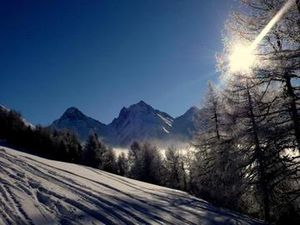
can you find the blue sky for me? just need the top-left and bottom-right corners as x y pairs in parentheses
(1, 0), (237, 125)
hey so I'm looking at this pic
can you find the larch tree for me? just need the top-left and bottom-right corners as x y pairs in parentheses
(192, 82), (243, 209)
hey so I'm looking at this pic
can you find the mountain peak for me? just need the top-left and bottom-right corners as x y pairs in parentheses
(61, 107), (86, 120)
(50, 107), (107, 141)
(190, 105), (199, 111)
(185, 106), (200, 115)
(171, 106), (203, 140)
(135, 100), (154, 108)
(176, 106), (201, 121)
(136, 100), (148, 106)
(64, 106), (81, 113)
(133, 100), (152, 108)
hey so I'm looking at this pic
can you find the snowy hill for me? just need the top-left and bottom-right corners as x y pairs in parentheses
(0, 145), (264, 225)
(50, 101), (203, 146)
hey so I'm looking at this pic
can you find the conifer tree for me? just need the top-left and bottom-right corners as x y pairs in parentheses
(83, 133), (105, 168)
(193, 83), (244, 209)
(163, 147), (186, 190)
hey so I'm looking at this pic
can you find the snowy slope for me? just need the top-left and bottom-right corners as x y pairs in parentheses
(0, 145), (264, 225)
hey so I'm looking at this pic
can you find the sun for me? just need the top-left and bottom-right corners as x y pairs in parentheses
(229, 44), (256, 73)
(227, 0), (295, 74)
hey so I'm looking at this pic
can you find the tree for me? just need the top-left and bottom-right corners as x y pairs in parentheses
(221, 74), (299, 222)
(116, 152), (129, 176)
(83, 133), (105, 168)
(163, 147), (187, 190)
(129, 141), (163, 185)
(55, 130), (83, 163)
(0, 106), (83, 164)
(225, 78), (273, 220)
(101, 148), (117, 173)
(192, 83), (244, 209)
(221, 0), (300, 222)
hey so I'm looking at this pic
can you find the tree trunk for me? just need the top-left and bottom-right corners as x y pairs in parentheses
(284, 73), (300, 151)
(181, 161), (187, 191)
(213, 103), (221, 141)
(296, 0), (300, 14)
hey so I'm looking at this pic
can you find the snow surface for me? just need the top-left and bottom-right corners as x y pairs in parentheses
(156, 113), (173, 128)
(162, 126), (170, 134)
(0, 145), (264, 225)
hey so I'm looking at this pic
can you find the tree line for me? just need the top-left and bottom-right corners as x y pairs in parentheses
(0, 108), (187, 190)
(0, 108), (82, 162)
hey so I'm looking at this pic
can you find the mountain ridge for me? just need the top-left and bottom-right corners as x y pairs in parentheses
(49, 101), (204, 146)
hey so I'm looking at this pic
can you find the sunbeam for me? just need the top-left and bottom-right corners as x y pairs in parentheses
(229, 0), (295, 73)
(249, 0), (295, 51)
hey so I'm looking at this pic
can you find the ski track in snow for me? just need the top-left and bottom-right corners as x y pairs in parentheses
(0, 146), (265, 225)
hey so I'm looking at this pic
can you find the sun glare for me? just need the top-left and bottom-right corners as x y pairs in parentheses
(227, 0), (295, 75)
(229, 44), (256, 73)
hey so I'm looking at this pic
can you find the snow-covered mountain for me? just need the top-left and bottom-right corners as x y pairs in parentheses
(50, 101), (203, 146)
(172, 106), (205, 140)
(0, 145), (265, 225)
(108, 101), (174, 145)
(50, 107), (108, 141)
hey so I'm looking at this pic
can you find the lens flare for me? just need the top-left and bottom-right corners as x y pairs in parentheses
(228, 0), (295, 74)
(250, 0), (295, 51)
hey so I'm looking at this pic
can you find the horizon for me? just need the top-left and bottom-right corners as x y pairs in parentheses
(1, 0), (237, 125)
(1, 99), (200, 126)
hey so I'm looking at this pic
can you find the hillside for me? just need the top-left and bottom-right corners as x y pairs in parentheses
(0, 145), (264, 225)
